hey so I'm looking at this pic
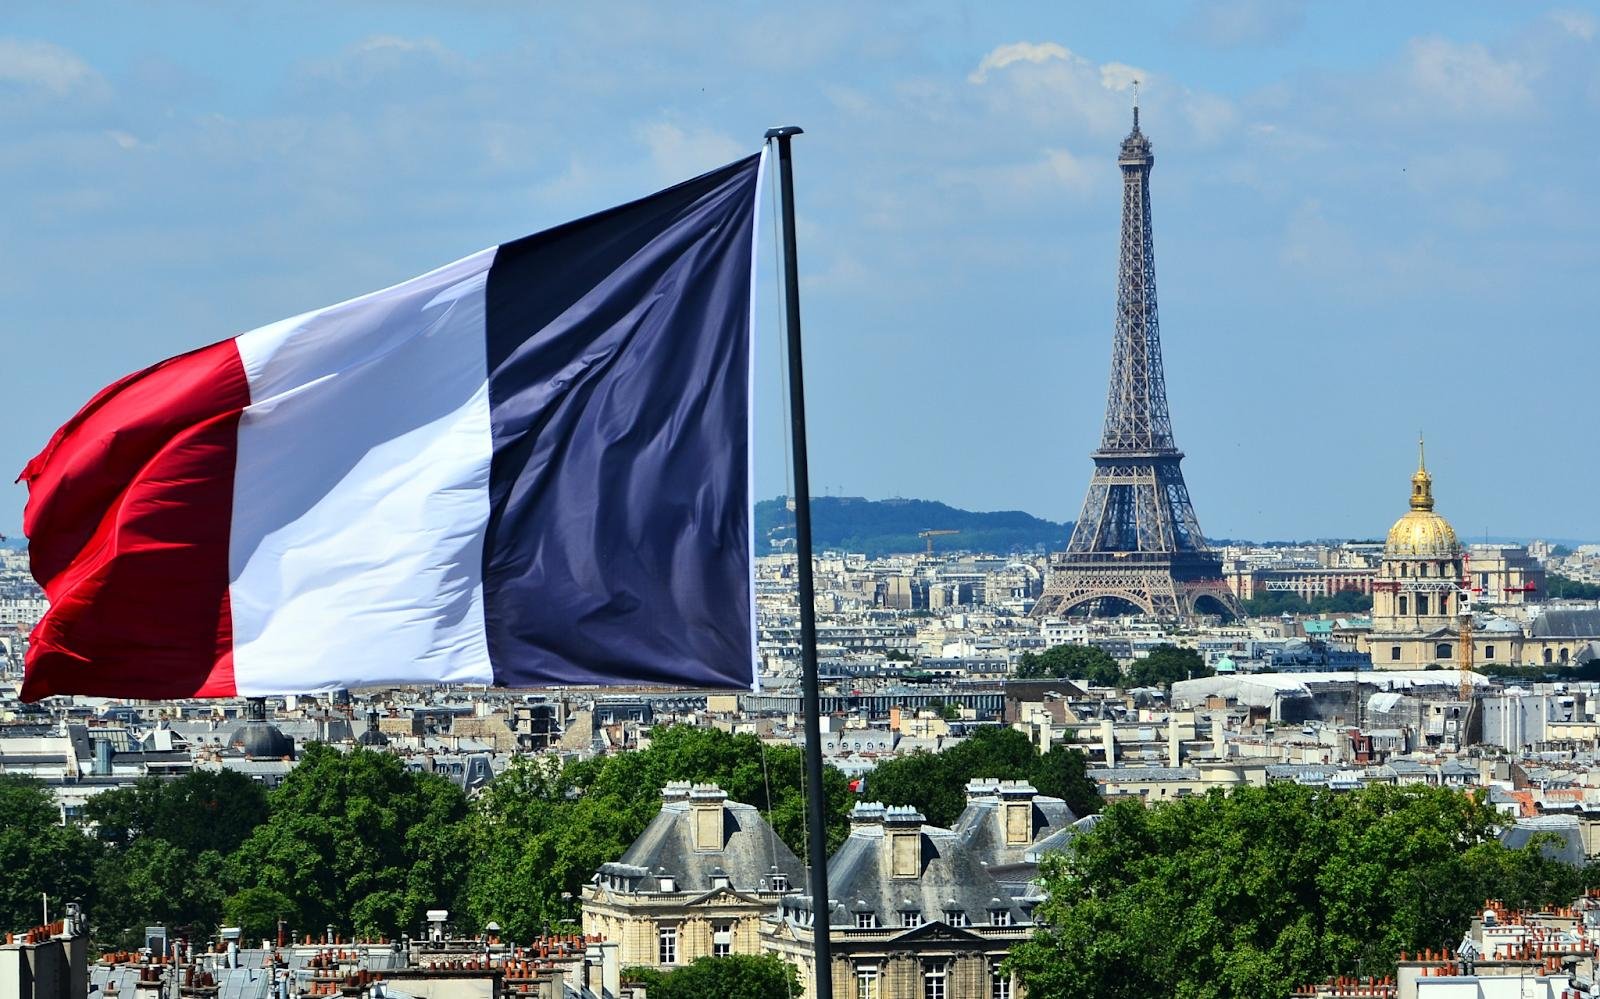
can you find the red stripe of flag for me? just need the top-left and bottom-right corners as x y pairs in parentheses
(18, 340), (251, 701)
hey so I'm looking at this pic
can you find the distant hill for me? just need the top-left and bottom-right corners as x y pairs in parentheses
(755, 496), (1070, 557)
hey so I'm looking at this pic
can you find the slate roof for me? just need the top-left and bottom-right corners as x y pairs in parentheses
(951, 780), (1076, 867)
(1500, 815), (1586, 867)
(1531, 608), (1600, 639)
(818, 804), (1027, 928)
(600, 784), (805, 893)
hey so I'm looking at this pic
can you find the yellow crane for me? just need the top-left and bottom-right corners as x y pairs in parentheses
(918, 529), (958, 555)
(1458, 552), (1475, 704)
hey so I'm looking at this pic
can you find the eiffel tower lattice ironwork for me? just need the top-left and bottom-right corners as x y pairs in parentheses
(1032, 102), (1241, 622)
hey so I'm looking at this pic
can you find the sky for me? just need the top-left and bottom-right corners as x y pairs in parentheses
(2, 1), (1597, 543)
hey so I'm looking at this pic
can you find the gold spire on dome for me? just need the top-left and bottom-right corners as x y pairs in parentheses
(1410, 433), (1434, 511)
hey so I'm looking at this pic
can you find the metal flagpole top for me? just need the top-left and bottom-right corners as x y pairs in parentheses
(764, 125), (804, 139)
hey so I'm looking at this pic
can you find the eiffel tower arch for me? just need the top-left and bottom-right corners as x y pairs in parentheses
(1033, 103), (1241, 623)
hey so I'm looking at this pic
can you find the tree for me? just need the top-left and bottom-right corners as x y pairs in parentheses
(1015, 644), (1121, 687)
(0, 777), (101, 935)
(1008, 783), (1588, 999)
(223, 887), (299, 945)
(626, 955), (800, 999)
(224, 745), (470, 939)
(1126, 644), (1210, 688)
(867, 726), (1099, 826)
(1547, 574), (1600, 600)
(86, 770), (267, 855)
(462, 726), (853, 939)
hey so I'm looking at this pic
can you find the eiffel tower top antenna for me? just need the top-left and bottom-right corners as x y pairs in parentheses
(1132, 79), (1140, 130)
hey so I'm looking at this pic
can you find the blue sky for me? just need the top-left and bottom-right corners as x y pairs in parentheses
(3, 1), (1597, 542)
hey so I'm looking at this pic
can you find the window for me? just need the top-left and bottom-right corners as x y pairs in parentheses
(657, 925), (677, 965)
(856, 966), (879, 999)
(1391, 646), (1402, 662)
(901, 910), (923, 928)
(1416, 595), (1429, 615)
(944, 909), (967, 927)
(923, 963), (947, 999)
(1399, 595), (1408, 615)
(992, 968), (1013, 999)
(771, 872), (789, 892)
(990, 908), (1012, 926)
(856, 912), (877, 929)
(1545, 648), (1554, 664)
(712, 922), (732, 958)
(1485, 645), (1495, 660)
(1436, 643), (1452, 660)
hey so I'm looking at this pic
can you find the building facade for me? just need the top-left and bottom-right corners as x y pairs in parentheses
(580, 782), (806, 972)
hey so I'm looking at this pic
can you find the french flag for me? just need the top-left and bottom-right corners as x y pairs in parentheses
(18, 153), (765, 701)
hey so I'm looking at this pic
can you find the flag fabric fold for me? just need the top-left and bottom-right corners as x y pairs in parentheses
(19, 152), (765, 700)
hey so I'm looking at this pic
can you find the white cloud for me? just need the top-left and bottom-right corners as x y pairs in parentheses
(1405, 38), (1533, 115)
(0, 37), (99, 96)
(1550, 9), (1598, 41)
(106, 130), (141, 151)
(967, 42), (1072, 85)
(1099, 62), (1143, 92)
(0, 37), (94, 94)
(637, 122), (746, 183)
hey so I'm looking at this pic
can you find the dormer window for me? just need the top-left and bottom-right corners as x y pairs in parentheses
(988, 904), (1011, 926)
(900, 910), (922, 928)
(943, 909), (967, 927)
(771, 873), (789, 892)
(856, 912), (877, 929)
(658, 875), (676, 892)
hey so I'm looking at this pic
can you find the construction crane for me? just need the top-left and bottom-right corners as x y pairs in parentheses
(918, 529), (958, 555)
(1457, 551), (1475, 704)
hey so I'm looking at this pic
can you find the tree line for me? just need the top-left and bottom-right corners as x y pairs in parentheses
(1010, 782), (1598, 999)
(1014, 642), (1213, 689)
(0, 723), (1097, 948)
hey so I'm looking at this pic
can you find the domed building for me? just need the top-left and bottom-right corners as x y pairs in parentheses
(228, 697), (296, 760)
(1361, 439), (1528, 670)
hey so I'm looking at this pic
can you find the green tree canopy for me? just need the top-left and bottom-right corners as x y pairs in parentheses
(0, 776), (100, 934)
(1243, 588), (1373, 617)
(85, 770), (268, 856)
(1547, 574), (1600, 600)
(865, 726), (1100, 826)
(462, 725), (852, 941)
(1015, 644), (1121, 687)
(1008, 783), (1590, 999)
(224, 745), (470, 940)
(626, 954), (800, 999)
(1127, 644), (1211, 688)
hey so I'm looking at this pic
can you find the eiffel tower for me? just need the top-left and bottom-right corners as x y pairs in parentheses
(1032, 102), (1241, 622)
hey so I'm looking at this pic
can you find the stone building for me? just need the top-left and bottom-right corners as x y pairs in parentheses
(580, 782), (805, 973)
(761, 792), (1059, 999)
(1362, 442), (1476, 669)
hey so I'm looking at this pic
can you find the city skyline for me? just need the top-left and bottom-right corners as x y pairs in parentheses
(3, 1), (1596, 541)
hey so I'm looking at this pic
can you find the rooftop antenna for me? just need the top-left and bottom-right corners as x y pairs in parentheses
(1132, 79), (1140, 130)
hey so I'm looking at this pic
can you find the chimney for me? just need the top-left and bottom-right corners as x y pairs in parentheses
(965, 779), (1000, 804)
(998, 780), (1037, 847)
(690, 784), (728, 852)
(850, 801), (886, 833)
(882, 806), (924, 880)
(660, 781), (692, 805)
(1168, 714), (1181, 768)
(1100, 717), (1116, 766)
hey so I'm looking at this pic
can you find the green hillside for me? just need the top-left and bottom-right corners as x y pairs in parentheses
(754, 496), (1070, 557)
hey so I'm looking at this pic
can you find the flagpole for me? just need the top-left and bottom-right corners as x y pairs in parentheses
(765, 124), (832, 999)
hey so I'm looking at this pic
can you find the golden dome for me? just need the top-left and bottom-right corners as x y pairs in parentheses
(1385, 436), (1460, 557)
